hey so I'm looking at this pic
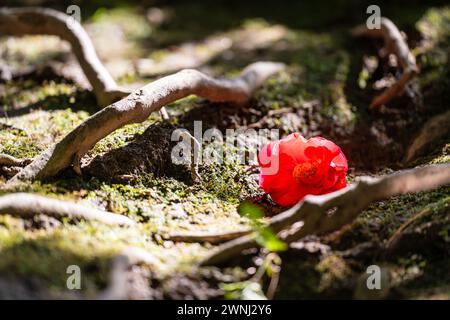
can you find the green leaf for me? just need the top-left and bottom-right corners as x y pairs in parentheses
(256, 227), (287, 252)
(238, 202), (264, 220)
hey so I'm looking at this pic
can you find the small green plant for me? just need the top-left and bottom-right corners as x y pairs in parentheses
(238, 202), (287, 252)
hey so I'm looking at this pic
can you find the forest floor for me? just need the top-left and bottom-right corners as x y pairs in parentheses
(0, 1), (449, 299)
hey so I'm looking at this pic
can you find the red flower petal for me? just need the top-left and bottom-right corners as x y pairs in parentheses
(258, 133), (348, 207)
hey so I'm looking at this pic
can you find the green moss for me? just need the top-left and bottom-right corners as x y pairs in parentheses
(416, 7), (450, 108)
(357, 185), (450, 243)
(89, 7), (152, 41)
(316, 255), (354, 293)
(0, 216), (128, 293)
(89, 122), (151, 156)
(0, 2), (449, 299)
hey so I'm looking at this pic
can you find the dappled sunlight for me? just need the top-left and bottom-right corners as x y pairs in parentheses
(0, 1), (449, 300)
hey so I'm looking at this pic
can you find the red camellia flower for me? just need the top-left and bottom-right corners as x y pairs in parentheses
(258, 133), (348, 207)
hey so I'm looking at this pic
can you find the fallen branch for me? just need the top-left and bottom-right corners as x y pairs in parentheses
(352, 17), (419, 109)
(0, 7), (129, 107)
(200, 164), (450, 265)
(8, 61), (284, 183)
(0, 193), (134, 226)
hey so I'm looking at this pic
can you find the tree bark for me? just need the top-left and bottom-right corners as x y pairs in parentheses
(0, 193), (134, 225)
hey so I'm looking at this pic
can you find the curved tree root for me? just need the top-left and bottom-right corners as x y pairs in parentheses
(200, 164), (450, 266)
(0, 193), (134, 226)
(7, 61), (284, 184)
(352, 17), (419, 109)
(0, 7), (130, 107)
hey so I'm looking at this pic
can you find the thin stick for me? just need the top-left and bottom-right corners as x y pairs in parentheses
(168, 230), (250, 244)
(385, 208), (432, 250)
(352, 17), (418, 109)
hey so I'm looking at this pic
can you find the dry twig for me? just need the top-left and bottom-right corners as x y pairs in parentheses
(352, 17), (419, 109)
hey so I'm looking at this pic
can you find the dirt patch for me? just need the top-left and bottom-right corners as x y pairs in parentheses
(82, 122), (191, 183)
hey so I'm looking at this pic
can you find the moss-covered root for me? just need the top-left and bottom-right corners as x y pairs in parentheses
(0, 7), (129, 107)
(0, 193), (134, 225)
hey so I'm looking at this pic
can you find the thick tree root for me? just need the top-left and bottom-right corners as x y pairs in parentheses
(98, 247), (164, 300)
(200, 164), (450, 265)
(7, 61), (284, 184)
(0, 193), (134, 226)
(0, 7), (130, 107)
(352, 17), (419, 109)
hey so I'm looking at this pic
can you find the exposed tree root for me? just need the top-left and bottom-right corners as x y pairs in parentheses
(98, 247), (164, 300)
(7, 61), (284, 184)
(200, 164), (450, 266)
(168, 230), (250, 244)
(0, 193), (134, 226)
(352, 17), (419, 109)
(0, 7), (129, 107)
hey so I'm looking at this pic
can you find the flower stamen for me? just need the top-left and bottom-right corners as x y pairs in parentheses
(292, 161), (319, 185)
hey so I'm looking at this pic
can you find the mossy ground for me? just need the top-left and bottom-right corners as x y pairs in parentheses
(0, 1), (449, 299)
